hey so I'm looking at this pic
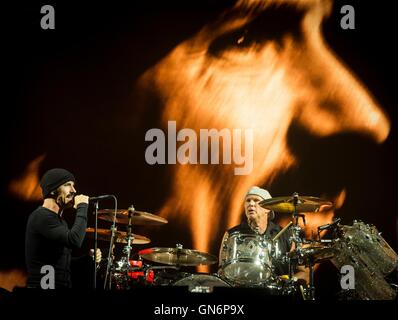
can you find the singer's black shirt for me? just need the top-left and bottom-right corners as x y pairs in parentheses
(25, 203), (88, 288)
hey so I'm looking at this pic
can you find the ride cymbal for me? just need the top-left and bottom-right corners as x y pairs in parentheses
(259, 196), (333, 214)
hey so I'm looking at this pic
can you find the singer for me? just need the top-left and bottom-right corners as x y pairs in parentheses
(25, 168), (100, 288)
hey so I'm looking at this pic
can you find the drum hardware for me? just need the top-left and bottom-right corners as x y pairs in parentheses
(94, 204), (168, 289)
(113, 205), (140, 289)
(318, 218), (341, 233)
(124, 205), (135, 267)
(288, 193), (316, 299)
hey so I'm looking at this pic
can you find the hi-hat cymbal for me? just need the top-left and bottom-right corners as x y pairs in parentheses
(259, 196), (333, 214)
(85, 228), (150, 244)
(303, 246), (336, 263)
(97, 209), (168, 225)
(139, 247), (218, 266)
(289, 245), (336, 264)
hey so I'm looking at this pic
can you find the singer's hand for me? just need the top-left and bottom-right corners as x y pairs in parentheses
(90, 248), (102, 264)
(74, 194), (89, 209)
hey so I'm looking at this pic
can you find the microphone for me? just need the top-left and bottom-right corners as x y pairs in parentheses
(89, 195), (113, 202)
(318, 218), (341, 231)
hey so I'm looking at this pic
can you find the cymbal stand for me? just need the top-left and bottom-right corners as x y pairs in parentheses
(122, 205), (136, 288)
(126, 205), (136, 256)
(290, 193), (305, 266)
(176, 243), (183, 269)
(103, 195), (118, 290)
(289, 192), (315, 300)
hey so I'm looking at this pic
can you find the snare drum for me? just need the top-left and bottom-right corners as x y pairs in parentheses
(219, 231), (274, 285)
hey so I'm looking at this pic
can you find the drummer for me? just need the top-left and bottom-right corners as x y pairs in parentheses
(218, 186), (309, 283)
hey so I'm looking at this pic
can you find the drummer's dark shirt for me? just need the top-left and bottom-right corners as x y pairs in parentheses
(226, 220), (292, 275)
(25, 204), (88, 288)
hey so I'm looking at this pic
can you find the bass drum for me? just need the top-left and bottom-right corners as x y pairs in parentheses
(173, 274), (231, 292)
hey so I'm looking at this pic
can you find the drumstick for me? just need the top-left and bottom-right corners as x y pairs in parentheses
(272, 221), (293, 242)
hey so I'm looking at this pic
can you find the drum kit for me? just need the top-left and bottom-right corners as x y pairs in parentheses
(86, 193), (398, 300)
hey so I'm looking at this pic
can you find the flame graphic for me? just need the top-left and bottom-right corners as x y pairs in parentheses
(137, 0), (390, 264)
(8, 154), (45, 201)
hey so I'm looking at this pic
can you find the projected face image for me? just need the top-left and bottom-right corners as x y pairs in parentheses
(136, 0), (390, 253)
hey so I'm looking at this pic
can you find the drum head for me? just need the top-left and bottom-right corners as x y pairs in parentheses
(219, 232), (273, 285)
(222, 262), (272, 285)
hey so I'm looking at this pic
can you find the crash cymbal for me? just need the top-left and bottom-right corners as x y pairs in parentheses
(139, 247), (218, 266)
(259, 196), (333, 214)
(97, 209), (168, 225)
(85, 228), (151, 244)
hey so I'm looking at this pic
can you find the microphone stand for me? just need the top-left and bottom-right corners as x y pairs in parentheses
(93, 200), (99, 289)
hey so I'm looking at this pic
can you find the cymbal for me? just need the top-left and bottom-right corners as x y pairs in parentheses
(139, 247), (218, 266)
(302, 246), (336, 263)
(259, 196), (333, 214)
(97, 209), (168, 226)
(85, 228), (151, 244)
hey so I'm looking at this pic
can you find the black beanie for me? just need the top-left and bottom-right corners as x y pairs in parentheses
(40, 168), (75, 199)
